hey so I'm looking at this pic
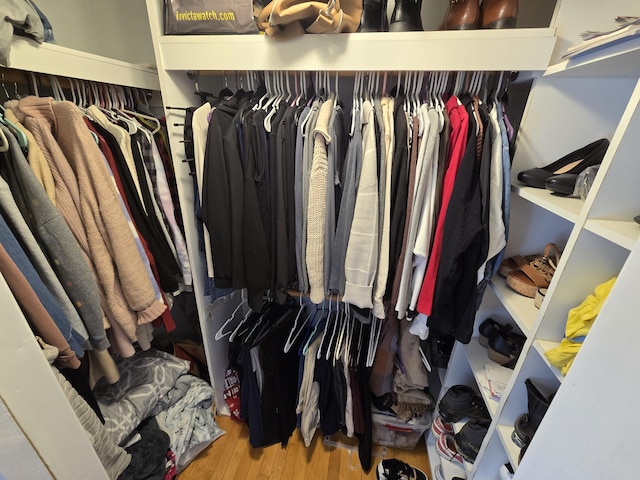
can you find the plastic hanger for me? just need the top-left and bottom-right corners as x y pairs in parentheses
(0, 125), (9, 153)
(214, 291), (247, 340)
(283, 295), (310, 353)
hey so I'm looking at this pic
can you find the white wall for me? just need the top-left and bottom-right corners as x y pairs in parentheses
(34, 0), (155, 65)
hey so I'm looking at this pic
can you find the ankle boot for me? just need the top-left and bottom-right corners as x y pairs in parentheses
(358, 0), (389, 32)
(480, 0), (518, 29)
(511, 379), (552, 448)
(389, 0), (423, 32)
(441, 0), (479, 30)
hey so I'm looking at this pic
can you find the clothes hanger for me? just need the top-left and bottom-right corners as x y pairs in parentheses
(283, 295), (310, 353)
(0, 123), (9, 153)
(0, 76), (28, 149)
(214, 291), (247, 340)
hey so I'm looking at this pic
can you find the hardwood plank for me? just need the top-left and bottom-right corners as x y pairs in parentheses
(179, 415), (432, 480)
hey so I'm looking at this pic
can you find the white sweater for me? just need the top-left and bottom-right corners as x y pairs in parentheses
(306, 96), (334, 304)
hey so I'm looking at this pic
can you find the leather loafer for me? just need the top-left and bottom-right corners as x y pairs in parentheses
(517, 138), (609, 189)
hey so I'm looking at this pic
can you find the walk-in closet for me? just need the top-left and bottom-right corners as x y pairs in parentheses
(2, 0), (640, 479)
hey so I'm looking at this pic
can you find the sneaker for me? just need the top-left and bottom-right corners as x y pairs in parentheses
(376, 458), (427, 480)
(431, 415), (455, 438)
(435, 433), (464, 468)
(434, 464), (445, 480)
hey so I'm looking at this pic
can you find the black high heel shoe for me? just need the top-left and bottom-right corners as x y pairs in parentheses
(517, 138), (609, 189)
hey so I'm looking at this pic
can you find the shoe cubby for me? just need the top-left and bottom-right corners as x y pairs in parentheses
(534, 228), (629, 343)
(469, 429), (510, 480)
(583, 81), (640, 250)
(494, 348), (561, 471)
(489, 196), (573, 335)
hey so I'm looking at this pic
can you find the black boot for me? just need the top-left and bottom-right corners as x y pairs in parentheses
(358, 0), (389, 32)
(511, 379), (553, 448)
(389, 0), (423, 32)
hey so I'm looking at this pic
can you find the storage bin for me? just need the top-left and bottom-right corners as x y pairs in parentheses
(371, 408), (432, 450)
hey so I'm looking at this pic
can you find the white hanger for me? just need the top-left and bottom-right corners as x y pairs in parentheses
(214, 292), (247, 340)
(317, 297), (333, 360)
(283, 295), (309, 353)
(0, 126), (9, 153)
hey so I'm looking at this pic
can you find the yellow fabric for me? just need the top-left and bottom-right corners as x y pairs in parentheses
(545, 277), (616, 375)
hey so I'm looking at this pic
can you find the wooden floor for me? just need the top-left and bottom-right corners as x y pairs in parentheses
(179, 414), (432, 479)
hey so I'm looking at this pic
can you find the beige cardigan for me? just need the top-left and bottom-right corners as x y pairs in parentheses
(11, 97), (165, 342)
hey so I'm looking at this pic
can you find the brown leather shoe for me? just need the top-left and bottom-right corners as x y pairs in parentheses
(441, 0), (480, 30)
(480, 0), (518, 29)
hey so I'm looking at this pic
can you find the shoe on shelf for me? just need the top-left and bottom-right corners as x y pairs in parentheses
(480, 0), (518, 28)
(432, 415), (455, 438)
(487, 329), (525, 369)
(389, 0), (423, 31)
(435, 433), (464, 468)
(441, 0), (479, 30)
(453, 418), (491, 463)
(434, 464), (445, 480)
(358, 0), (389, 31)
(534, 287), (547, 309)
(506, 243), (561, 298)
(438, 385), (490, 423)
(517, 138), (609, 189)
(478, 317), (513, 348)
(511, 379), (554, 448)
(498, 253), (538, 278)
(376, 458), (427, 480)
(499, 463), (514, 480)
(635, 215), (640, 225)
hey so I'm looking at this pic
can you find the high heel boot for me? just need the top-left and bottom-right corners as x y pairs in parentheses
(511, 379), (553, 448)
(480, 0), (518, 29)
(389, 0), (423, 32)
(358, 0), (389, 32)
(441, 0), (479, 30)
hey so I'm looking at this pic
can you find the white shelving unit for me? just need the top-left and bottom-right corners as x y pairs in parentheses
(9, 37), (160, 90)
(157, 28), (556, 72)
(141, 0), (640, 478)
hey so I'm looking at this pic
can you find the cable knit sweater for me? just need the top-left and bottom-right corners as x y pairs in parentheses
(306, 96), (334, 304)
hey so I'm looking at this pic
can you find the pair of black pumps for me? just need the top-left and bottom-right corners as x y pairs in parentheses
(517, 138), (609, 196)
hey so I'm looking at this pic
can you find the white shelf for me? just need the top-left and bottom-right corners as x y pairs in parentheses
(497, 424), (521, 471)
(9, 37), (160, 90)
(489, 278), (539, 336)
(583, 218), (640, 251)
(511, 184), (583, 223)
(545, 35), (640, 78)
(157, 28), (557, 72)
(533, 340), (565, 383)
(463, 338), (503, 418)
